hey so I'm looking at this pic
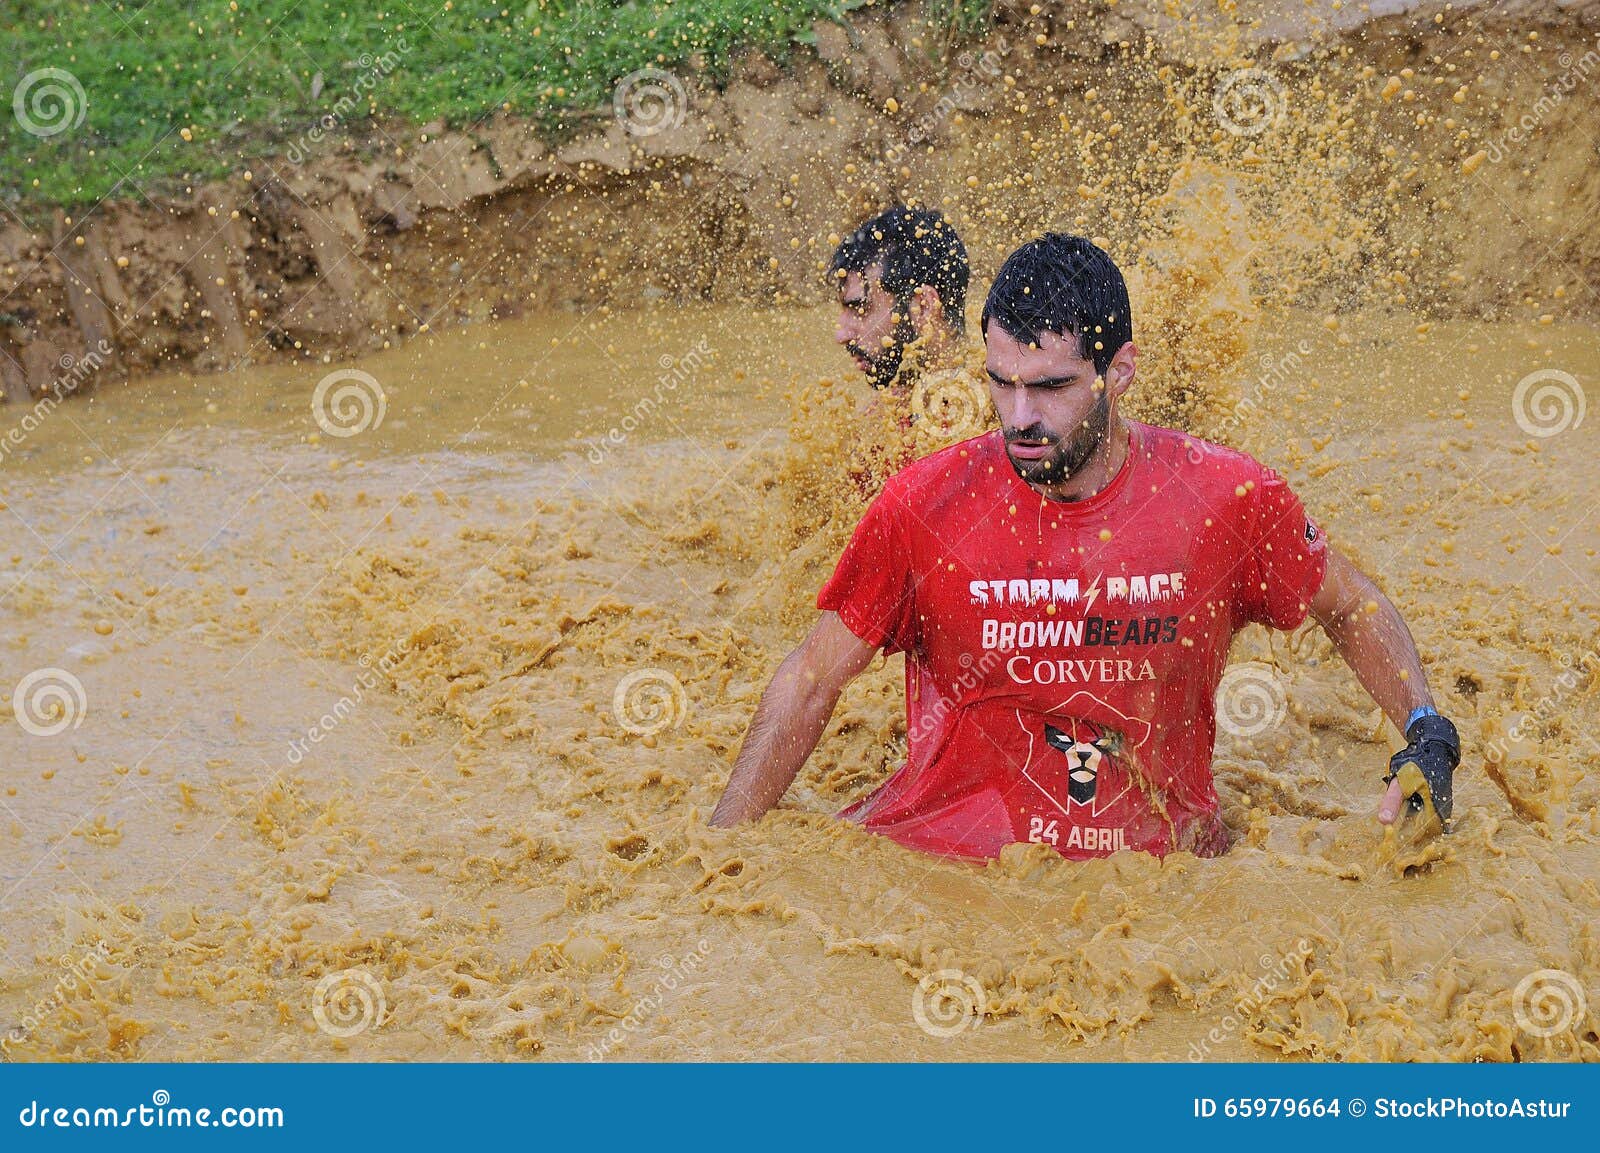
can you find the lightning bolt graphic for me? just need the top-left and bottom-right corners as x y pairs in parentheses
(1083, 573), (1102, 612)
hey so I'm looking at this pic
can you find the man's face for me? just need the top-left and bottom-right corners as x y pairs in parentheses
(984, 324), (1111, 487)
(835, 266), (912, 389)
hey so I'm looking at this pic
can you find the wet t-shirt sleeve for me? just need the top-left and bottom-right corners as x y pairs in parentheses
(1236, 464), (1328, 630)
(817, 486), (918, 653)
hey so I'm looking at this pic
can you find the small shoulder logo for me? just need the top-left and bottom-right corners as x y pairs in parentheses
(1305, 520), (1319, 544)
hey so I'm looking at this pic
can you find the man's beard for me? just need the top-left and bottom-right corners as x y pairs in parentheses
(1003, 392), (1110, 487)
(848, 311), (916, 390)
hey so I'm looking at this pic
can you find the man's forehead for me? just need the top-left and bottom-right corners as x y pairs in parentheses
(836, 265), (882, 303)
(985, 326), (1090, 375)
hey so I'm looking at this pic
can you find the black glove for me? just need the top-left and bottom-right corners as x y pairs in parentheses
(1385, 713), (1460, 829)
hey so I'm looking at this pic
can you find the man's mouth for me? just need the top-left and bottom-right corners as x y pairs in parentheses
(1007, 438), (1055, 460)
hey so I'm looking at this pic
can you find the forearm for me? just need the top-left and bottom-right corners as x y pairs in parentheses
(1322, 586), (1434, 731)
(709, 651), (843, 826)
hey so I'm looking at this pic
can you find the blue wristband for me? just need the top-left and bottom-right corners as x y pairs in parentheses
(1405, 705), (1439, 732)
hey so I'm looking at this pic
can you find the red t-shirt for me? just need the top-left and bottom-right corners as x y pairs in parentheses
(817, 421), (1328, 861)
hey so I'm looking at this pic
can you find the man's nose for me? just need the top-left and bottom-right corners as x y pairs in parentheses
(1008, 385), (1039, 430)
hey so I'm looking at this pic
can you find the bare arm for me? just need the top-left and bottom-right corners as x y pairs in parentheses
(1308, 545), (1436, 823)
(708, 611), (880, 827)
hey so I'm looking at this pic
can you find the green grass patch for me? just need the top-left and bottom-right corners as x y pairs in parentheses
(1, 0), (992, 215)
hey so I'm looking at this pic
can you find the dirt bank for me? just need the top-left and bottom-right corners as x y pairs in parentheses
(2, 0), (1599, 401)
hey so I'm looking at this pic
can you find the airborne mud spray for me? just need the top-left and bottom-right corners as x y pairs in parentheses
(2, 3), (1598, 1060)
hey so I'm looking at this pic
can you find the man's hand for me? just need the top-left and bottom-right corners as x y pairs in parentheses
(708, 611), (880, 827)
(1380, 712), (1461, 828)
(1309, 546), (1456, 833)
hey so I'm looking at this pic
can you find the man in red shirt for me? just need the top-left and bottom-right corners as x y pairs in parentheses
(711, 234), (1460, 860)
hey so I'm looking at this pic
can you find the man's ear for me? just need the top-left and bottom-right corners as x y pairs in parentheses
(1104, 341), (1137, 401)
(909, 285), (946, 335)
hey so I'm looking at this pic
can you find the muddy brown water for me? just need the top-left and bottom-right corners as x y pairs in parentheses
(2, 297), (1597, 1060)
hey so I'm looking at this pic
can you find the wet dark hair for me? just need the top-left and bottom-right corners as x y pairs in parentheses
(981, 234), (1132, 376)
(829, 206), (970, 335)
